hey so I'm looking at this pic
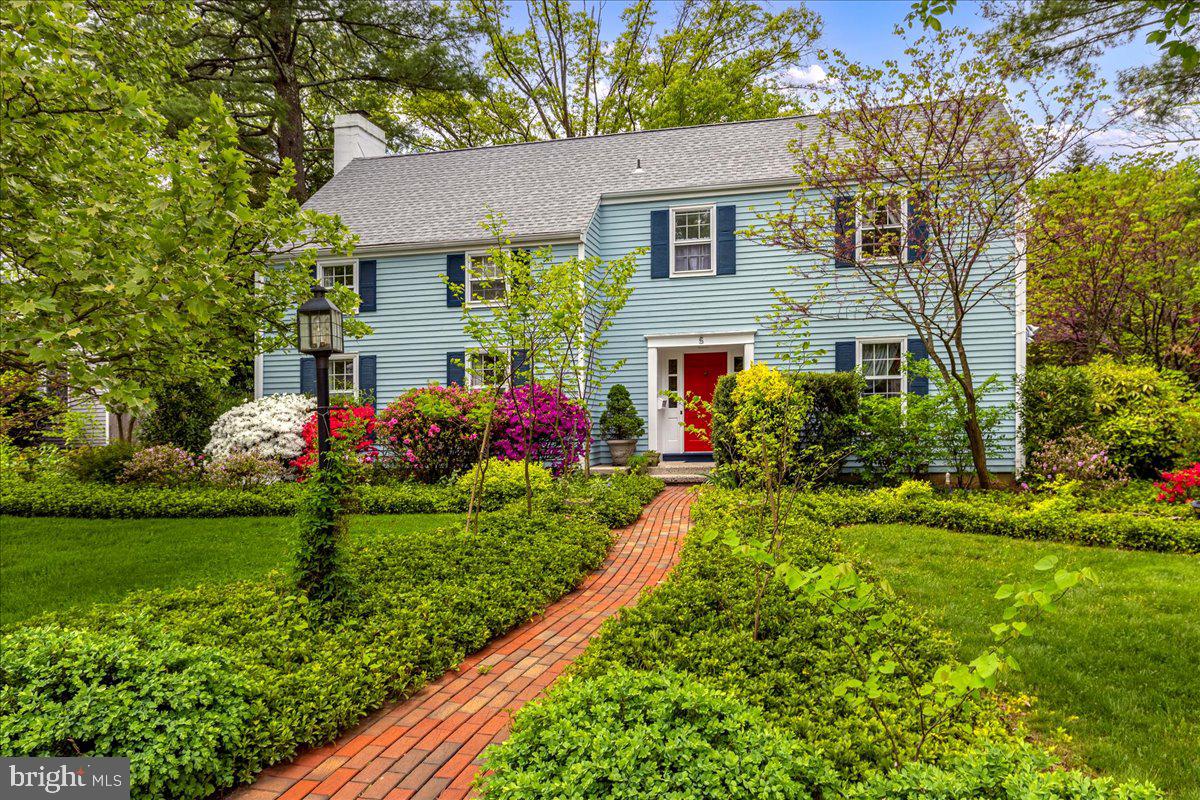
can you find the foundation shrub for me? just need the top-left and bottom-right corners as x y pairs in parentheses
(118, 445), (200, 487)
(66, 441), (138, 484)
(378, 385), (491, 483)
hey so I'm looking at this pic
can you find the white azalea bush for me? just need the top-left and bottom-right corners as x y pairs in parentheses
(204, 394), (314, 466)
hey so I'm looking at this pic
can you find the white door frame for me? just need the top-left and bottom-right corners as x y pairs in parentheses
(645, 330), (756, 454)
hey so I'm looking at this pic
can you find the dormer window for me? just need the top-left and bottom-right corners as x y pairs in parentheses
(857, 198), (905, 262)
(670, 206), (715, 276)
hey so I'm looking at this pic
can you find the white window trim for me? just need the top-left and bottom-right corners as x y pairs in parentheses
(328, 352), (359, 398)
(856, 337), (907, 396)
(669, 204), (717, 278)
(317, 259), (359, 294)
(855, 197), (908, 265)
(465, 251), (510, 308)
(467, 349), (511, 390)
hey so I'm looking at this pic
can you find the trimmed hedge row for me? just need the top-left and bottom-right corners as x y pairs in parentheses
(795, 484), (1200, 554)
(0, 472), (664, 528)
(478, 488), (1162, 799)
(0, 508), (614, 800)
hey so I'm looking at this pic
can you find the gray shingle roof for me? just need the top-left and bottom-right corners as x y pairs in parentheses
(304, 115), (816, 249)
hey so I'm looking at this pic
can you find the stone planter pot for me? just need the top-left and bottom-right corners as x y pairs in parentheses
(607, 439), (637, 467)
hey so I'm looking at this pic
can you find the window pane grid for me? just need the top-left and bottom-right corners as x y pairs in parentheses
(468, 255), (506, 303)
(860, 342), (903, 397)
(860, 199), (903, 260)
(469, 352), (507, 389)
(672, 208), (713, 274)
(329, 358), (355, 397)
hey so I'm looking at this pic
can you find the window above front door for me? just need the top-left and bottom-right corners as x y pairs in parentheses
(670, 206), (716, 277)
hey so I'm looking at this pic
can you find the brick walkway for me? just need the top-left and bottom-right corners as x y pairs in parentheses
(230, 485), (693, 800)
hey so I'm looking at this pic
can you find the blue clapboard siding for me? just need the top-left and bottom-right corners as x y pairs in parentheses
(261, 244), (579, 404)
(585, 187), (1018, 473)
(264, 186), (1019, 474)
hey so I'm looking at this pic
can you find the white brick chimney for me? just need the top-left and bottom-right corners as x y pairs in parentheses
(333, 113), (388, 174)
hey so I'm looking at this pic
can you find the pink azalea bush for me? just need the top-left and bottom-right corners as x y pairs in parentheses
(378, 385), (493, 482)
(1028, 427), (1127, 488)
(118, 445), (200, 487)
(291, 404), (378, 479)
(492, 384), (590, 475)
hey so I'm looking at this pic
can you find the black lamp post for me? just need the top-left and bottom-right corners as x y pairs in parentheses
(296, 284), (344, 471)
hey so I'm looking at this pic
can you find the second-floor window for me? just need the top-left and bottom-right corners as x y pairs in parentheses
(857, 198), (905, 262)
(466, 253), (507, 305)
(859, 339), (905, 396)
(671, 206), (715, 276)
(319, 260), (357, 293)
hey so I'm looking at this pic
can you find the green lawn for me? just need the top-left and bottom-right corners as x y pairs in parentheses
(840, 523), (1200, 799)
(0, 513), (459, 627)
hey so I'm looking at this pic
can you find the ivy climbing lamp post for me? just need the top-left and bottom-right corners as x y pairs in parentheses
(296, 284), (343, 470)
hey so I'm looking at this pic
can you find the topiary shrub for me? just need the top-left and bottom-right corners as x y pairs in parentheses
(138, 379), (233, 453)
(480, 667), (840, 800)
(378, 385), (492, 482)
(598, 384), (644, 441)
(118, 445), (200, 487)
(66, 441), (138, 484)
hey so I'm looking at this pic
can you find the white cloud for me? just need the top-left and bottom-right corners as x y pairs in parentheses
(785, 64), (829, 86)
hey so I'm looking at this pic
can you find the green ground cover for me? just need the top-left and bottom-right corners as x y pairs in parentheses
(0, 513), (457, 626)
(840, 523), (1200, 798)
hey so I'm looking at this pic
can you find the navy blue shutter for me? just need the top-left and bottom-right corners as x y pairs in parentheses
(907, 191), (930, 264)
(650, 210), (670, 279)
(358, 259), (377, 312)
(716, 205), (736, 276)
(907, 337), (929, 395)
(834, 195), (855, 268)
(310, 262), (318, 281)
(359, 355), (377, 407)
(446, 254), (465, 307)
(511, 349), (528, 385)
(834, 341), (856, 373)
(300, 357), (316, 394)
(446, 351), (466, 386)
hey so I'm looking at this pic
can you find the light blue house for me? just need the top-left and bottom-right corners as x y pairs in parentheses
(258, 113), (1024, 475)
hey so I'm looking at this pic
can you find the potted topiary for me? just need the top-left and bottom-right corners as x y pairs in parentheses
(599, 384), (645, 467)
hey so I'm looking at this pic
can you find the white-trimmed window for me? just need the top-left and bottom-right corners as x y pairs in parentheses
(467, 350), (509, 389)
(466, 252), (507, 305)
(319, 260), (357, 293)
(329, 354), (358, 400)
(856, 198), (905, 262)
(858, 339), (905, 397)
(670, 206), (716, 276)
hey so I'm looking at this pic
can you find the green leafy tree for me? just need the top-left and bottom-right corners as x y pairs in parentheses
(402, 0), (822, 148)
(172, 0), (480, 199)
(1029, 155), (1200, 380)
(0, 1), (359, 415)
(750, 28), (1102, 489)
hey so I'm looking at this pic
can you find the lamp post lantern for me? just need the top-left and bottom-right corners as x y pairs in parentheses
(297, 284), (344, 470)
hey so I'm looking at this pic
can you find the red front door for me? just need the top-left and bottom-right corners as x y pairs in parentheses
(683, 351), (727, 453)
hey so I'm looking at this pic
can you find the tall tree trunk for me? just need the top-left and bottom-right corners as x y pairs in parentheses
(960, 387), (992, 490)
(268, 0), (306, 201)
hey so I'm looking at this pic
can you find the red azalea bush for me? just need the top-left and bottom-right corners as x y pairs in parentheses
(1155, 462), (1200, 505)
(492, 384), (590, 475)
(378, 385), (493, 482)
(291, 404), (377, 479)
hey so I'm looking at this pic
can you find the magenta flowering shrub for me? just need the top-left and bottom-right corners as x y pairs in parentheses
(118, 445), (200, 487)
(492, 384), (590, 475)
(1028, 427), (1127, 488)
(378, 385), (492, 482)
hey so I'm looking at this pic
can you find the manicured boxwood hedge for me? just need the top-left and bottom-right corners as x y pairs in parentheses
(478, 488), (1163, 799)
(0, 473), (664, 528)
(794, 484), (1200, 554)
(0, 508), (613, 800)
